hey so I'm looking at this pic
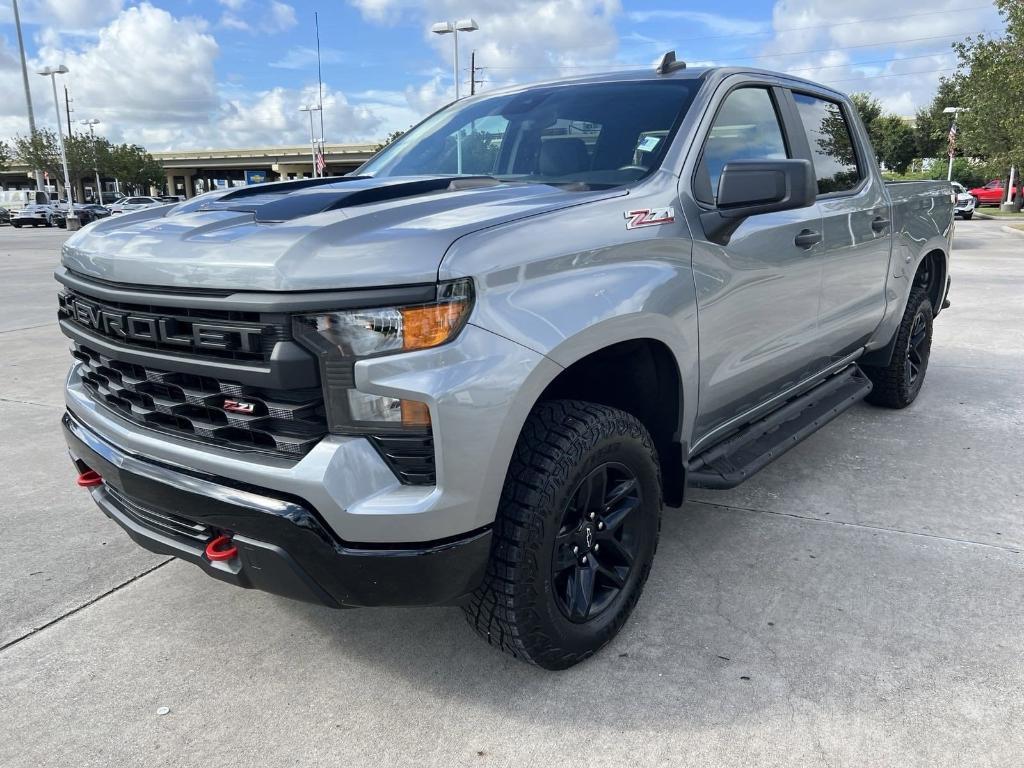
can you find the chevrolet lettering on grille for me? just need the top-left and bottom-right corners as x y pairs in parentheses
(59, 293), (264, 354)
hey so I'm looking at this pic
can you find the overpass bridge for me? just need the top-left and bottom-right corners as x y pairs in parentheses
(0, 142), (380, 199)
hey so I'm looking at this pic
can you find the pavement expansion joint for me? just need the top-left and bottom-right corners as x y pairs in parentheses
(0, 558), (173, 655)
(690, 498), (1023, 555)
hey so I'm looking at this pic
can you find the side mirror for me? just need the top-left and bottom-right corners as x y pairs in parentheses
(700, 159), (816, 244)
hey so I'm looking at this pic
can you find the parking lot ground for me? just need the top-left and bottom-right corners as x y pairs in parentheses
(1, 221), (1022, 767)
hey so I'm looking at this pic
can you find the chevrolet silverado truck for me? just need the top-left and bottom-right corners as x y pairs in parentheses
(59, 53), (953, 669)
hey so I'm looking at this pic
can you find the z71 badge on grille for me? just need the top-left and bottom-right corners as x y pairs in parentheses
(624, 207), (675, 230)
(223, 399), (257, 414)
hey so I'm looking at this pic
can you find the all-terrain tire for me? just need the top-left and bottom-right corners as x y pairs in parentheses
(464, 400), (662, 670)
(863, 286), (933, 408)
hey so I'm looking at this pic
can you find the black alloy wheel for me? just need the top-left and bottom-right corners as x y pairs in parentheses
(906, 308), (930, 389)
(551, 462), (641, 623)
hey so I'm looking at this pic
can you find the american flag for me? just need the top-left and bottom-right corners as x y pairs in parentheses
(315, 146), (326, 176)
(948, 121), (957, 159)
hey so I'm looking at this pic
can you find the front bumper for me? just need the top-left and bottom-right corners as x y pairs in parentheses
(63, 410), (491, 608)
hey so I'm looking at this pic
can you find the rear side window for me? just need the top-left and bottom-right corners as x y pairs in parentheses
(792, 93), (862, 195)
(696, 87), (788, 204)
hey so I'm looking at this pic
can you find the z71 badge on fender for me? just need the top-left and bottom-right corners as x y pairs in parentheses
(624, 207), (675, 229)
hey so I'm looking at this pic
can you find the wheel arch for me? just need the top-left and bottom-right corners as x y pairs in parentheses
(863, 244), (948, 368)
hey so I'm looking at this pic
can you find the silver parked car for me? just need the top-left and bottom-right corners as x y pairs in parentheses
(10, 202), (59, 227)
(107, 196), (164, 214)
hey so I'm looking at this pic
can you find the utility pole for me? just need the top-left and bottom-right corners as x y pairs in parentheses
(12, 0), (45, 190)
(314, 11), (325, 146)
(64, 86), (74, 137)
(469, 50), (485, 95)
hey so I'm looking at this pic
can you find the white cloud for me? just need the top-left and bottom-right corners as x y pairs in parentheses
(351, 0), (623, 98)
(746, 0), (1004, 113)
(219, 13), (251, 31)
(219, 1), (298, 34)
(269, 46), (346, 70)
(627, 9), (768, 36)
(0, 0), (124, 32)
(267, 1), (297, 32)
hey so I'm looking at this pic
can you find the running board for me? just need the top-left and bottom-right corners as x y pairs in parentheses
(687, 365), (873, 489)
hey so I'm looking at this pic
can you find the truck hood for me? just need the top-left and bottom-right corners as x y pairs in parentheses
(62, 175), (623, 291)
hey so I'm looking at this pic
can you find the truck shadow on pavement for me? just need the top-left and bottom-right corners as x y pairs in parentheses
(275, 496), (1017, 735)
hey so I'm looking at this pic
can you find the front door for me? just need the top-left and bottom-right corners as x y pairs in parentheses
(686, 84), (826, 443)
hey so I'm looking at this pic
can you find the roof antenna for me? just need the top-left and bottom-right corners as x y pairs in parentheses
(655, 50), (686, 75)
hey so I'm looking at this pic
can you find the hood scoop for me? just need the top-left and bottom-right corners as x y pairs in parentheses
(172, 175), (503, 223)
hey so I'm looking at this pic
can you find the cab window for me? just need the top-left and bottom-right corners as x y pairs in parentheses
(695, 87), (789, 205)
(792, 93), (863, 195)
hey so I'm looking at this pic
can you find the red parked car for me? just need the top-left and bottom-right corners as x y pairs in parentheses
(968, 179), (1014, 206)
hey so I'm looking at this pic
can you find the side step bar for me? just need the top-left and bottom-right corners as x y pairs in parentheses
(687, 364), (873, 489)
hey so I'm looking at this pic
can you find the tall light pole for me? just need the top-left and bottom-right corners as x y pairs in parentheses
(81, 118), (103, 201)
(942, 106), (967, 183)
(38, 65), (78, 230)
(12, 0), (45, 190)
(299, 104), (322, 178)
(431, 18), (478, 174)
(431, 18), (478, 101)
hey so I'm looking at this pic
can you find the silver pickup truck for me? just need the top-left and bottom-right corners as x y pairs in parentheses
(59, 53), (953, 669)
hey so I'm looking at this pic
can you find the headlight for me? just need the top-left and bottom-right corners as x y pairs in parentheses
(299, 279), (473, 357)
(293, 279), (473, 433)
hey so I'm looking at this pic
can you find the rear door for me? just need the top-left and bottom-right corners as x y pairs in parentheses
(685, 83), (827, 442)
(788, 91), (890, 358)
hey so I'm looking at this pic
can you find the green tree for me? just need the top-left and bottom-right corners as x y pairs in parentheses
(954, 0), (1024, 207)
(0, 140), (10, 172)
(849, 93), (916, 174)
(873, 115), (917, 175)
(13, 130), (61, 180)
(108, 143), (164, 194)
(373, 130), (406, 153)
(913, 78), (969, 159)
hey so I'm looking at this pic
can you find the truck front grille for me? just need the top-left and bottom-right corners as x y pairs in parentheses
(74, 343), (327, 457)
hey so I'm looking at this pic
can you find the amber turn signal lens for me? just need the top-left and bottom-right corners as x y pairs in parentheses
(400, 399), (431, 427)
(400, 301), (470, 351)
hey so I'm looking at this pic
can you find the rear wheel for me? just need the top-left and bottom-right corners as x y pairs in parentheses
(464, 400), (661, 669)
(863, 286), (933, 408)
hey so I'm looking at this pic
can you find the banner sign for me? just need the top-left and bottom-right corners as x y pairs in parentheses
(245, 170), (268, 185)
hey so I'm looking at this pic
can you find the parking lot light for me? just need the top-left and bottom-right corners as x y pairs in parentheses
(37, 64), (78, 230)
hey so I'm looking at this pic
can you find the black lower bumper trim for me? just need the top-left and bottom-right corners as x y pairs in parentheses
(63, 411), (491, 608)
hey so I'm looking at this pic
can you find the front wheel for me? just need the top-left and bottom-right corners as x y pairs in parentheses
(863, 286), (933, 408)
(961, 211), (974, 220)
(464, 400), (662, 669)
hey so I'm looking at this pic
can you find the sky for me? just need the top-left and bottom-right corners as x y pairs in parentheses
(0, 0), (1006, 151)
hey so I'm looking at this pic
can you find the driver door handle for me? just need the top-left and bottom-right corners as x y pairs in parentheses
(794, 229), (822, 249)
(871, 216), (891, 232)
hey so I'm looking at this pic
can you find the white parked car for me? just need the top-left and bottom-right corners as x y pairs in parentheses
(108, 196), (164, 214)
(10, 202), (59, 228)
(952, 182), (976, 220)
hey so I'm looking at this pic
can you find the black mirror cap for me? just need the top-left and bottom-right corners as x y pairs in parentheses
(700, 159), (816, 245)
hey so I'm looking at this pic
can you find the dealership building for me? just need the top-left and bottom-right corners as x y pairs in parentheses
(0, 142), (379, 199)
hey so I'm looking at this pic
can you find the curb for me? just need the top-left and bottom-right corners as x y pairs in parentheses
(1000, 225), (1024, 238)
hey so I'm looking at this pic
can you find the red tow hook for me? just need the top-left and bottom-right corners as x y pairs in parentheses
(76, 469), (103, 488)
(205, 534), (238, 562)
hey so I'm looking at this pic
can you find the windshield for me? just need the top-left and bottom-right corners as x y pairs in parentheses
(359, 79), (701, 188)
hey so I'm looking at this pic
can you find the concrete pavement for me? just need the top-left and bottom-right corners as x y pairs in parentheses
(0, 221), (1021, 766)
